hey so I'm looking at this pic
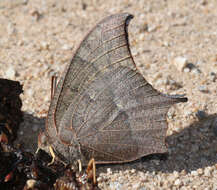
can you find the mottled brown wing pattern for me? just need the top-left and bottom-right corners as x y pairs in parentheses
(58, 66), (184, 163)
(45, 13), (134, 141)
(45, 13), (187, 164)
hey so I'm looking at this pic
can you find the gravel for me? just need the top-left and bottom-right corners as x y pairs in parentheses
(0, 0), (217, 189)
(172, 56), (188, 72)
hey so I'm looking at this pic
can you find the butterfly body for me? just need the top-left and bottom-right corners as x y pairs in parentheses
(38, 13), (187, 165)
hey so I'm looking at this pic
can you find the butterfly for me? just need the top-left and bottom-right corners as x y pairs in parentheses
(38, 13), (187, 166)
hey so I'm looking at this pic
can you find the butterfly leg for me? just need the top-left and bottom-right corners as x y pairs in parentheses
(86, 158), (96, 184)
(35, 146), (57, 166)
(47, 146), (56, 165)
(77, 159), (82, 172)
(35, 147), (40, 154)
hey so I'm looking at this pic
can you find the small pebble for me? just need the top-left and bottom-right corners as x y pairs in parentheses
(165, 76), (182, 90)
(162, 41), (169, 47)
(197, 168), (204, 175)
(209, 72), (216, 82)
(183, 67), (190, 73)
(182, 178), (190, 185)
(40, 41), (49, 50)
(109, 182), (123, 190)
(5, 66), (16, 79)
(22, 0), (28, 5)
(97, 176), (103, 183)
(7, 23), (16, 35)
(26, 89), (34, 97)
(191, 170), (198, 176)
(204, 167), (212, 177)
(62, 44), (73, 50)
(174, 179), (182, 186)
(173, 56), (188, 72)
(173, 171), (179, 178)
(198, 85), (209, 93)
(30, 9), (41, 21)
(17, 40), (24, 46)
(132, 183), (141, 189)
(107, 168), (112, 175)
(148, 24), (158, 32)
(131, 169), (136, 174)
(191, 68), (201, 75)
(167, 109), (175, 119)
(142, 22), (148, 32)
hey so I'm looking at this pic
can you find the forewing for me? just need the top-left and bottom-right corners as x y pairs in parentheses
(46, 13), (135, 139)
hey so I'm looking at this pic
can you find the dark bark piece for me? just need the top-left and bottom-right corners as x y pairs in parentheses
(0, 78), (23, 143)
(42, 13), (187, 165)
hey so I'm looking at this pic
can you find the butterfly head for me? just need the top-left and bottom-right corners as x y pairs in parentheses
(37, 131), (50, 153)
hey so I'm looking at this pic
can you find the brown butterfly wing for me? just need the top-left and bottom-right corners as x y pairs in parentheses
(45, 13), (134, 141)
(74, 66), (186, 163)
(48, 13), (187, 164)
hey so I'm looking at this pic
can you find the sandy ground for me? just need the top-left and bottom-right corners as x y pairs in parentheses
(0, 0), (217, 189)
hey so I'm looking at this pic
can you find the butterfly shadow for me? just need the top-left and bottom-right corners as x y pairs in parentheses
(17, 111), (217, 175)
(14, 112), (46, 152)
(162, 113), (217, 173)
(97, 113), (217, 174)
